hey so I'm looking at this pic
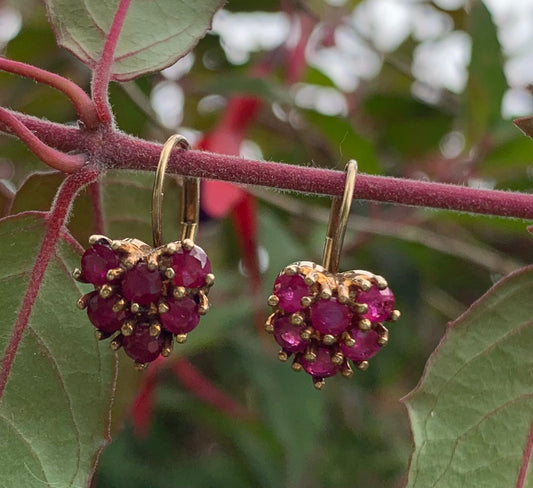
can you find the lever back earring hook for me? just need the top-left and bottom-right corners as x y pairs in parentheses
(152, 134), (197, 247)
(321, 160), (358, 273)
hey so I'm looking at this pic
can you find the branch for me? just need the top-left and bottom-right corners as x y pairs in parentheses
(4, 113), (533, 220)
(0, 108), (85, 172)
(91, 0), (132, 124)
(0, 57), (99, 130)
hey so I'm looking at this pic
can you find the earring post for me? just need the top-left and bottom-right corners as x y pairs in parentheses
(322, 160), (358, 273)
(152, 134), (192, 247)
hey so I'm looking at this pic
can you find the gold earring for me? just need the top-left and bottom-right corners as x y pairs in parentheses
(74, 134), (215, 369)
(265, 161), (400, 389)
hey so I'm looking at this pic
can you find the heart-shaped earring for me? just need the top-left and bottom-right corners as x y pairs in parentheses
(265, 161), (400, 389)
(73, 134), (215, 369)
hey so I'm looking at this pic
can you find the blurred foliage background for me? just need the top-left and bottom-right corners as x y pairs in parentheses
(1, 0), (533, 486)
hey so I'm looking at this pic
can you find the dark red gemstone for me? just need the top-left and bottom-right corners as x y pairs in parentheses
(87, 293), (126, 333)
(357, 286), (395, 323)
(160, 296), (200, 334)
(341, 329), (381, 361)
(122, 323), (164, 363)
(272, 315), (307, 353)
(299, 347), (339, 378)
(121, 262), (162, 306)
(273, 273), (308, 313)
(81, 243), (120, 285)
(171, 245), (211, 288)
(310, 298), (352, 335)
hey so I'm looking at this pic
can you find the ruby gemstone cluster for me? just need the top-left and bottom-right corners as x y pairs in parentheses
(74, 235), (214, 368)
(265, 261), (400, 389)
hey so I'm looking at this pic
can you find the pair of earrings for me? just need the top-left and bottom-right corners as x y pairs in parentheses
(74, 135), (400, 388)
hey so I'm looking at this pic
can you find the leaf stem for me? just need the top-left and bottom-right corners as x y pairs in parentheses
(3, 112), (533, 220)
(0, 166), (100, 404)
(0, 57), (99, 130)
(0, 108), (85, 172)
(91, 0), (132, 125)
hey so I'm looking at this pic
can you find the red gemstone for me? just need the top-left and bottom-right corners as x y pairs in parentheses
(357, 286), (395, 322)
(273, 273), (308, 313)
(122, 323), (164, 363)
(272, 315), (307, 353)
(87, 293), (126, 333)
(81, 242), (120, 285)
(299, 347), (339, 378)
(310, 298), (352, 335)
(160, 296), (200, 334)
(341, 329), (381, 361)
(122, 262), (162, 306)
(171, 245), (211, 288)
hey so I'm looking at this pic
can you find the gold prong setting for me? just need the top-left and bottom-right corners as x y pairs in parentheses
(74, 234), (214, 368)
(265, 261), (399, 388)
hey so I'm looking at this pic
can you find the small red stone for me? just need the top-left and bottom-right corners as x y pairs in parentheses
(341, 328), (381, 361)
(122, 262), (162, 306)
(81, 242), (120, 285)
(310, 298), (352, 335)
(122, 323), (164, 363)
(272, 315), (307, 353)
(357, 286), (395, 323)
(171, 245), (211, 288)
(160, 296), (200, 334)
(299, 347), (339, 378)
(87, 293), (126, 333)
(273, 273), (309, 313)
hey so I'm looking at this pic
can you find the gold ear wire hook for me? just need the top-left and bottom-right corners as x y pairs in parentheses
(152, 134), (197, 247)
(321, 160), (358, 273)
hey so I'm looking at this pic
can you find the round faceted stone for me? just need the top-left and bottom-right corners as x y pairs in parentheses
(341, 328), (381, 361)
(171, 245), (211, 288)
(81, 242), (120, 285)
(357, 286), (395, 323)
(299, 347), (339, 378)
(160, 296), (200, 334)
(87, 293), (126, 333)
(272, 315), (307, 353)
(122, 323), (164, 363)
(273, 273), (309, 313)
(310, 298), (352, 335)
(122, 262), (162, 306)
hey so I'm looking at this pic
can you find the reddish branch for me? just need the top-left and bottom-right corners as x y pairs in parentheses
(0, 57), (99, 130)
(0, 108), (85, 172)
(3, 112), (533, 219)
(0, 166), (99, 403)
(91, 0), (132, 124)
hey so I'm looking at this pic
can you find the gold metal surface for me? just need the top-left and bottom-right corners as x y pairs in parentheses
(321, 160), (358, 273)
(151, 134), (196, 247)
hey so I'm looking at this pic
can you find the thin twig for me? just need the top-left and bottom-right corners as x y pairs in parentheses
(0, 57), (99, 130)
(91, 0), (132, 124)
(253, 188), (523, 275)
(0, 108), (85, 172)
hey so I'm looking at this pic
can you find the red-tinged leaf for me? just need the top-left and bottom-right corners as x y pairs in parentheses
(44, 0), (225, 81)
(202, 180), (246, 218)
(0, 212), (115, 487)
(514, 116), (533, 140)
(403, 266), (533, 487)
(130, 357), (163, 438)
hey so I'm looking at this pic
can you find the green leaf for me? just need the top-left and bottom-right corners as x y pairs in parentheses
(45, 0), (225, 81)
(404, 266), (533, 487)
(0, 212), (115, 488)
(463, 1), (507, 145)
